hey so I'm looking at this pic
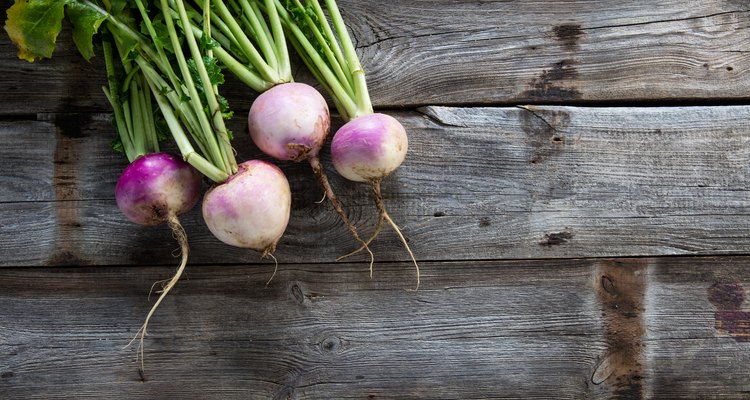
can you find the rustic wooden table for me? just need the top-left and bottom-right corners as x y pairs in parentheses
(1, 1), (749, 398)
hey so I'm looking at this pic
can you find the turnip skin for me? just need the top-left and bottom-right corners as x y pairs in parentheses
(331, 113), (408, 183)
(248, 82), (330, 161)
(115, 152), (202, 226)
(202, 160), (291, 256)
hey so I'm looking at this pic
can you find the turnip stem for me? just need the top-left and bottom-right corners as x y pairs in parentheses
(238, 0), (279, 72)
(309, 0), (351, 88)
(212, 0), (281, 84)
(102, 39), (137, 161)
(265, 0), (291, 79)
(215, 47), (274, 92)
(289, 0), (353, 96)
(323, 0), (372, 118)
(141, 62), (229, 182)
(174, 0), (238, 174)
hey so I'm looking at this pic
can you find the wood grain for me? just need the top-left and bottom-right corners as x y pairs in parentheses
(1, 1), (749, 114)
(1, 106), (748, 267)
(1, 256), (748, 399)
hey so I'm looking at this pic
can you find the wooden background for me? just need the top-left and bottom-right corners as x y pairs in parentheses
(1, 0), (749, 398)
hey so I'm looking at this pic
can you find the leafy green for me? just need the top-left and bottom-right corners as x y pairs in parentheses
(187, 56), (225, 88)
(141, 17), (175, 54)
(4, 0), (67, 62)
(111, 135), (125, 153)
(66, 2), (106, 60)
(199, 33), (219, 52)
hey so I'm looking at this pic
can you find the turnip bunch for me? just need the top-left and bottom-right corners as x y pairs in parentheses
(5, 0), (291, 370)
(157, 0), (374, 266)
(268, 0), (420, 287)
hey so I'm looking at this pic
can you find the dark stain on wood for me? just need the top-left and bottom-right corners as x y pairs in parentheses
(519, 106), (570, 164)
(709, 282), (750, 342)
(593, 259), (647, 399)
(553, 24), (584, 51)
(540, 230), (573, 246)
(290, 282), (306, 305)
(521, 59), (582, 101)
(479, 217), (491, 227)
(1, 371), (14, 379)
(47, 119), (85, 266)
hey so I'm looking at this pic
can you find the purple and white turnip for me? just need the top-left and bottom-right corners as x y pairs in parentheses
(275, 0), (421, 287)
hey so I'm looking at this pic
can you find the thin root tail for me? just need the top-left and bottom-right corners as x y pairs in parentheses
(309, 156), (374, 272)
(125, 213), (190, 373)
(371, 180), (420, 290)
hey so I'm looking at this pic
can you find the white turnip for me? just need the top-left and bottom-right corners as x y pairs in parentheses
(248, 82), (374, 266)
(202, 160), (291, 256)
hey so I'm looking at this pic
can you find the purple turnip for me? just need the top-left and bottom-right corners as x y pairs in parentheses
(116, 152), (202, 368)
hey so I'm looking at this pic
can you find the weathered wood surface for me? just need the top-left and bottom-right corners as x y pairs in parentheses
(1, 256), (749, 399)
(2, 0), (750, 398)
(1, 0), (750, 114)
(1, 106), (748, 267)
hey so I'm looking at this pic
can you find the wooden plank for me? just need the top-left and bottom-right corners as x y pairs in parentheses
(1, 256), (748, 398)
(1, 105), (748, 266)
(2, 1), (750, 114)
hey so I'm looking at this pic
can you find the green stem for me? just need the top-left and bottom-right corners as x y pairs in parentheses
(179, 10), (272, 92)
(289, 0), (353, 95)
(159, 0), (226, 174)
(308, 0), (352, 90)
(174, 0), (237, 174)
(140, 74), (159, 151)
(265, 0), (290, 79)
(82, 1), (170, 75)
(324, 0), (372, 117)
(215, 47), (273, 92)
(239, 0), (279, 73)
(143, 68), (229, 183)
(212, 0), (280, 83)
(102, 40), (137, 161)
(138, 59), (212, 162)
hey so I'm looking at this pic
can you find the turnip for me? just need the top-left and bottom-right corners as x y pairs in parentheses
(272, 0), (421, 287)
(203, 160), (291, 255)
(168, 0), (374, 265)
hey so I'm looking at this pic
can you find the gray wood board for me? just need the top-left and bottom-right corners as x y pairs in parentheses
(1, 105), (748, 267)
(1, 1), (750, 114)
(1, 256), (749, 398)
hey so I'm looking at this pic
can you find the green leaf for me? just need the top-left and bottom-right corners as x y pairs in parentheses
(111, 135), (125, 153)
(4, 0), (67, 62)
(187, 56), (225, 96)
(66, 2), (106, 61)
(153, 111), (169, 143)
(142, 17), (175, 54)
(199, 33), (219, 52)
(216, 93), (233, 120)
